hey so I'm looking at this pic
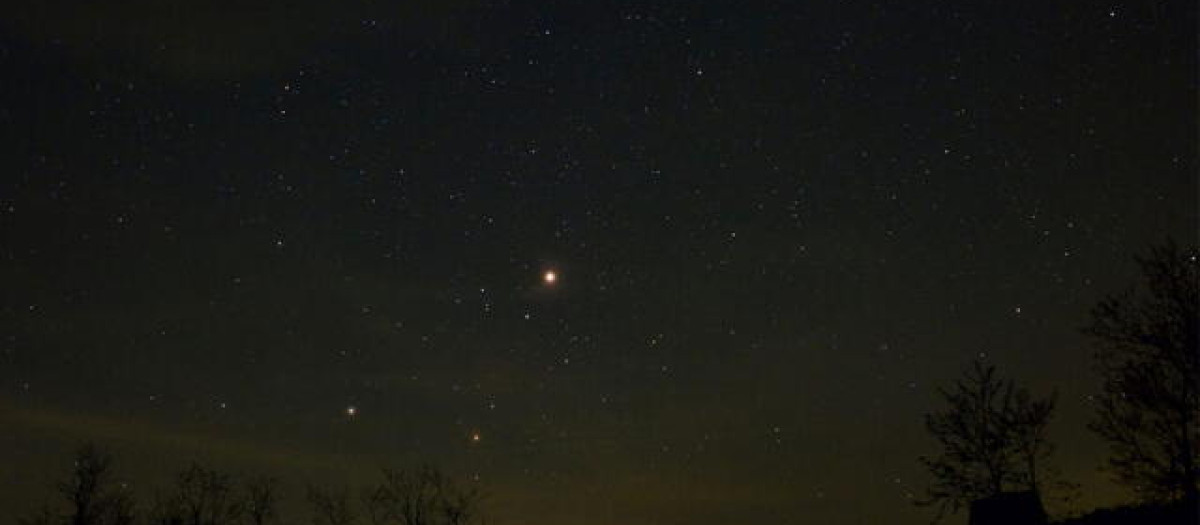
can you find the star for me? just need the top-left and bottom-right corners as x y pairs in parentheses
(543, 270), (558, 285)
(345, 405), (358, 418)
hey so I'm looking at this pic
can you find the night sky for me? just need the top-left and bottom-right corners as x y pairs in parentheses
(1, 1), (1196, 524)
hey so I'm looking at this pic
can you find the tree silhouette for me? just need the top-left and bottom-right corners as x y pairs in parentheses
(307, 484), (357, 525)
(1086, 240), (1199, 503)
(244, 476), (278, 525)
(18, 449), (489, 525)
(918, 361), (1058, 520)
(18, 443), (136, 525)
(361, 466), (483, 525)
(151, 464), (245, 525)
(1010, 387), (1058, 494)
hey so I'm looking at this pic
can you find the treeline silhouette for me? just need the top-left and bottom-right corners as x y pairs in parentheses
(917, 241), (1199, 525)
(15, 241), (1197, 525)
(17, 445), (483, 525)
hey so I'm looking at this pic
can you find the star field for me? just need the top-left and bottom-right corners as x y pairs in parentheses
(0, 1), (1196, 524)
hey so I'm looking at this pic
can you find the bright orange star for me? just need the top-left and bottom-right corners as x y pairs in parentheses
(543, 270), (558, 284)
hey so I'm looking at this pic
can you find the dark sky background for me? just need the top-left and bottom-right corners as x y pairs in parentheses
(0, 1), (1195, 524)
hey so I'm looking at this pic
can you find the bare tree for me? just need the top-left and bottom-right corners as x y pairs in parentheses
(151, 464), (244, 525)
(1009, 388), (1058, 494)
(362, 483), (390, 525)
(307, 485), (357, 525)
(19, 444), (137, 525)
(918, 361), (1058, 519)
(63, 444), (128, 525)
(106, 483), (136, 525)
(243, 476), (278, 525)
(1086, 240), (1199, 503)
(361, 466), (482, 525)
